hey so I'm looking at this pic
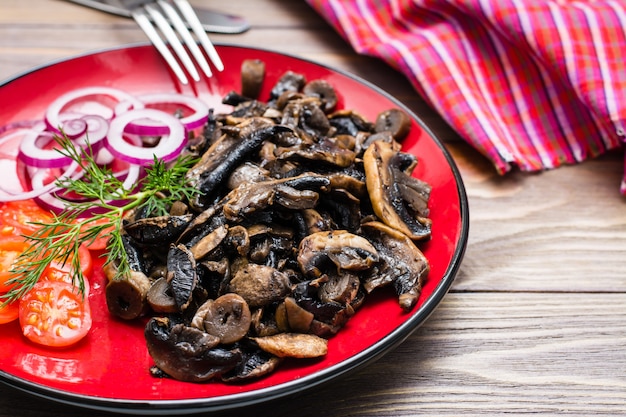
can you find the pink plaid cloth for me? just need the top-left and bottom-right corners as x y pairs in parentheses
(306, 0), (626, 192)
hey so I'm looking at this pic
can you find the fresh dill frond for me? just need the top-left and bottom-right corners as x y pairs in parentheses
(0, 135), (201, 306)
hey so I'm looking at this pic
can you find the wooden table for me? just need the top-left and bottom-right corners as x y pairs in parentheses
(1, 1), (625, 415)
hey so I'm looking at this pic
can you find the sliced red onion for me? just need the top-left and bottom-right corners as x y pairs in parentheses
(115, 93), (209, 135)
(71, 114), (109, 150)
(0, 129), (33, 197)
(0, 120), (40, 135)
(18, 126), (72, 168)
(61, 118), (88, 139)
(105, 108), (187, 165)
(45, 87), (143, 135)
(120, 163), (142, 192)
(0, 161), (81, 203)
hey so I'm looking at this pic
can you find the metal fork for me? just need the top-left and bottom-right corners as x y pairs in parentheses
(129, 0), (224, 84)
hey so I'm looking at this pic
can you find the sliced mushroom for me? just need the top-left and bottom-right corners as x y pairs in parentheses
(361, 221), (430, 312)
(145, 317), (241, 383)
(147, 277), (178, 313)
(187, 121), (291, 208)
(222, 175), (328, 222)
(270, 70), (306, 100)
(297, 230), (379, 277)
(105, 269), (152, 320)
(227, 162), (271, 190)
(299, 209), (334, 235)
(292, 281), (353, 325)
(124, 214), (193, 245)
(374, 108), (412, 142)
(318, 271), (360, 305)
(317, 188), (362, 233)
(276, 136), (356, 168)
(189, 224), (229, 260)
(166, 244), (197, 311)
(251, 333), (328, 358)
(195, 293), (252, 345)
(221, 343), (281, 382)
(283, 296), (315, 333)
(228, 264), (292, 308)
(303, 79), (338, 113)
(363, 140), (432, 241)
(251, 306), (282, 337)
(281, 98), (332, 138)
(241, 59), (266, 99)
(328, 110), (373, 136)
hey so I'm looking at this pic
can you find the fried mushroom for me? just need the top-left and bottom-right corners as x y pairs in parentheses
(145, 317), (241, 382)
(363, 140), (432, 241)
(361, 221), (430, 312)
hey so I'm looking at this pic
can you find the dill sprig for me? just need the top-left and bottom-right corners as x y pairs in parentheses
(1, 135), (200, 305)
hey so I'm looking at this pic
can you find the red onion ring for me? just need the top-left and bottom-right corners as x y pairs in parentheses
(18, 125), (73, 168)
(45, 87), (143, 134)
(105, 108), (187, 165)
(115, 93), (209, 135)
(61, 118), (88, 139)
(0, 129), (34, 197)
(0, 161), (82, 203)
(72, 114), (109, 150)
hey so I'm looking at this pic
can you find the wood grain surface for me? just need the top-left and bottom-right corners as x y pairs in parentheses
(1, 1), (625, 416)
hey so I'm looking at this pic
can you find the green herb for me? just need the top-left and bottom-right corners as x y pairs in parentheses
(0, 135), (200, 305)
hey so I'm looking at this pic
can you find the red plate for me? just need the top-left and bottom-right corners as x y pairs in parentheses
(0, 44), (468, 414)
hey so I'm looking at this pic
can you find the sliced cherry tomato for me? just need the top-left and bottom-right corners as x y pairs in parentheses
(43, 244), (93, 296)
(19, 280), (92, 347)
(0, 236), (31, 293)
(45, 243), (93, 282)
(78, 216), (114, 251)
(0, 298), (19, 324)
(0, 199), (53, 237)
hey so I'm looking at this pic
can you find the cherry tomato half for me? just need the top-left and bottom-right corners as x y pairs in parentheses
(19, 280), (92, 347)
(0, 236), (31, 293)
(0, 298), (19, 324)
(0, 199), (53, 237)
(78, 216), (115, 252)
(43, 244), (93, 296)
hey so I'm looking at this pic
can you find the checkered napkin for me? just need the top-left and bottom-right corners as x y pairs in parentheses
(306, 0), (626, 193)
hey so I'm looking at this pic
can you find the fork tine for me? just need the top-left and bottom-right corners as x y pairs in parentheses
(173, 0), (224, 72)
(157, 0), (213, 78)
(131, 8), (189, 84)
(144, 3), (200, 82)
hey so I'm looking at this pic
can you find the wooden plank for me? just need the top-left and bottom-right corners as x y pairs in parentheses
(454, 146), (626, 293)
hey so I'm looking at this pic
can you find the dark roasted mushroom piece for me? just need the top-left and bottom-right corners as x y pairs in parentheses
(221, 340), (282, 382)
(251, 333), (328, 358)
(186, 120), (292, 209)
(303, 79), (338, 113)
(222, 175), (325, 222)
(193, 293), (252, 345)
(375, 108), (412, 142)
(124, 214), (193, 245)
(297, 230), (379, 278)
(146, 277), (178, 313)
(166, 244), (198, 311)
(145, 317), (242, 382)
(270, 70), (306, 100)
(105, 236), (152, 320)
(361, 221), (430, 312)
(363, 140), (432, 241)
(228, 263), (292, 308)
(105, 270), (152, 320)
(241, 59), (266, 99)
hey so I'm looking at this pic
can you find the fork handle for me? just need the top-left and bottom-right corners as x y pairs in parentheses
(64, 0), (250, 34)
